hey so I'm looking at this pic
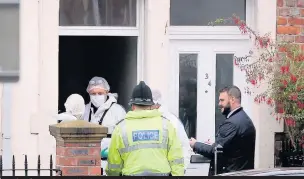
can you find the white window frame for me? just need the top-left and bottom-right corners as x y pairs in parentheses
(168, 0), (255, 40)
(58, 0), (145, 82)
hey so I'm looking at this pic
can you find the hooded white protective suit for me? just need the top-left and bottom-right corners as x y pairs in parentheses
(83, 77), (126, 153)
(152, 89), (192, 170)
(56, 94), (85, 122)
(83, 93), (126, 133)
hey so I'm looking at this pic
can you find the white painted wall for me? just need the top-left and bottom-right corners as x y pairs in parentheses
(252, 0), (284, 169)
(34, 0), (59, 174)
(1, 0), (59, 175)
(144, 0), (170, 104)
(1, 0), (281, 174)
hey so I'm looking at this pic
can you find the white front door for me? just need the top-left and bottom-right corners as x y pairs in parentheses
(169, 39), (251, 142)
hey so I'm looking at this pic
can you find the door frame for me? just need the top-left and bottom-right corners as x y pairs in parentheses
(58, 0), (145, 82)
(169, 39), (253, 142)
(168, 0), (255, 142)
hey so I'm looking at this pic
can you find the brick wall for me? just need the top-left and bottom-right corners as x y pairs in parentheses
(56, 142), (102, 176)
(277, 0), (304, 48)
(49, 120), (108, 176)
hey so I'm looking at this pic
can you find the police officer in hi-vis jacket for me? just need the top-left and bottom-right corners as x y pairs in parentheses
(106, 81), (184, 176)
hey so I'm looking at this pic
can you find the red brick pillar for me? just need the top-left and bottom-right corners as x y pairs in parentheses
(49, 120), (108, 176)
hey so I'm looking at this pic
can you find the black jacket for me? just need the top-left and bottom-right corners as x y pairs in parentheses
(193, 107), (256, 174)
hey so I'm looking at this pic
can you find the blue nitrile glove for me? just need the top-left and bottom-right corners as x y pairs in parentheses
(101, 148), (109, 159)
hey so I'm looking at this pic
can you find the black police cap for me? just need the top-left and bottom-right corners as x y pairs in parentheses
(129, 81), (154, 106)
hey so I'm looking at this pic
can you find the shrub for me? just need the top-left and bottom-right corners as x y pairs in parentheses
(210, 15), (304, 148)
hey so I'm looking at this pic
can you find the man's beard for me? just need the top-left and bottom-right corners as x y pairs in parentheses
(220, 103), (231, 118)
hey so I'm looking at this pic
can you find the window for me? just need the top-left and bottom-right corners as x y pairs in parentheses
(60, 0), (137, 26)
(179, 54), (197, 138)
(0, 0), (19, 79)
(215, 54), (234, 133)
(170, 0), (246, 26)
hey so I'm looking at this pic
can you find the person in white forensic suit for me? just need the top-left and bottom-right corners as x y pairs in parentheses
(151, 89), (192, 170)
(83, 76), (126, 153)
(56, 94), (86, 122)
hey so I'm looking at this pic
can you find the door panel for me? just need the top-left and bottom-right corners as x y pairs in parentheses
(215, 54), (234, 133)
(179, 53), (198, 138)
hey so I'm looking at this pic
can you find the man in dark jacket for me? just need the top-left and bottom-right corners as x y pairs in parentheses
(189, 86), (256, 175)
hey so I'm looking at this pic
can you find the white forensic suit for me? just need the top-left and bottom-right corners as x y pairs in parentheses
(56, 93), (86, 122)
(84, 76), (126, 175)
(83, 77), (126, 152)
(159, 105), (192, 169)
(83, 93), (126, 135)
(84, 93), (126, 176)
(152, 90), (192, 170)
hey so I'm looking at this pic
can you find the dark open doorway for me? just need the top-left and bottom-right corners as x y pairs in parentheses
(58, 36), (137, 112)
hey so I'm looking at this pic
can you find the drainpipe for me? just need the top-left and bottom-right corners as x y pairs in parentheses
(2, 84), (13, 175)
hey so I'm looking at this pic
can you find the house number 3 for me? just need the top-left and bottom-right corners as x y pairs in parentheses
(205, 73), (212, 86)
(205, 73), (209, 79)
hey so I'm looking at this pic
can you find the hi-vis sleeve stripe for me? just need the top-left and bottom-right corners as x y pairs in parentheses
(107, 163), (122, 169)
(169, 158), (184, 165)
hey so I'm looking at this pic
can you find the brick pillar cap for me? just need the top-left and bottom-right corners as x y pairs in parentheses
(49, 120), (108, 143)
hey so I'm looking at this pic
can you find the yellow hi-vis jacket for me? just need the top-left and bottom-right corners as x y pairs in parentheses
(105, 109), (184, 176)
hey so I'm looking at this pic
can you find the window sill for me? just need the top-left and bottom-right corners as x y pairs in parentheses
(168, 26), (250, 40)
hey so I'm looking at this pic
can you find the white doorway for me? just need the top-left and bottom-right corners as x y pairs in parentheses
(169, 39), (251, 142)
(58, 36), (138, 111)
(58, 0), (144, 111)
